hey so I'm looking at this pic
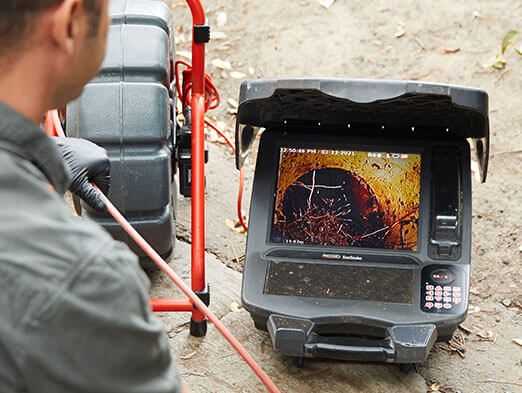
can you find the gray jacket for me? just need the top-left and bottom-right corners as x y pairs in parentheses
(0, 102), (182, 393)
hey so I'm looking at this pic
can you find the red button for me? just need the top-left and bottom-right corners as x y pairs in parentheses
(426, 290), (434, 295)
(426, 296), (434, 301)
(444, 292), (451, 297)
(454, 297), (461, 304)
(444, 286), (452, 291)
(443, 297), (452, 302)
(426, 285), (434, 290)
(443, 303), (452, 309)
(425, 302), (434, 309)
(453, 286), (461, 292)
(435, 286), (442, 291)
(435, 291), (443, 296)
(434, 303), (443, 309)
(435, 296), (442, 302)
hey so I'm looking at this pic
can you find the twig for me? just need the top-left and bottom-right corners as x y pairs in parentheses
(495, 69), (510, 84)
(478, 380), (522, 387)
(229, 244), (240, 266)
(182, 372), (207, 377)
(414, 36), (426, 49)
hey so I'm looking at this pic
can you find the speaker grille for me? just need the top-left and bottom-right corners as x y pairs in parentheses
(264, 262), (414, 304)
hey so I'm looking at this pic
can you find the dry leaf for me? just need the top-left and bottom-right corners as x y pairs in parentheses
(212, 58), (232, 70)
(227, 98), (239, 109)
(211, 31), (227, 40)
(180, 351), (197, 360)
(442, 48), (460, 54)
(317, 0), (335, 9)
(395, 23), (406, 38)
(513, 338), (522, 347)
(170, 1), (186, 9)
(468, 305), (480, 314)
(248, 67), (255, 76)
(448, 331), (466, 357)
(224, 218), (245, 233)
(177, 51), (191, 60)
(216, 11), (227, 27)
(430, 382), (440, 391)
(230, 301), (241, 312)
(230, 71), (247, 79)
(472, 11), (481, 19)
(224, 218), (236, 230)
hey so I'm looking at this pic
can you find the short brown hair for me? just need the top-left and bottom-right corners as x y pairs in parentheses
(0, 0), (102, 52)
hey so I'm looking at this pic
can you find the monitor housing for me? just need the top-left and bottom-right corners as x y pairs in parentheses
(236, 78), (488, 364)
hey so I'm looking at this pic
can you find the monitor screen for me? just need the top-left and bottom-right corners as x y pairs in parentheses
(271, 147), (421, 251)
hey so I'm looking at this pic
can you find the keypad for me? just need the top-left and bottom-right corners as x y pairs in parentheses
(423, 283), (462, 310)
(421, 265), (465, 314)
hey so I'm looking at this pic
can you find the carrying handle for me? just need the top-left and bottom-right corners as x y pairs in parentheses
(304, 335), (395, 362)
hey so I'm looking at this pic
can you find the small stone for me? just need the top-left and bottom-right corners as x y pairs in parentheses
(502, 299), (512, 307)
(212, 58), (232, 70)
(216, 11), (227, 27)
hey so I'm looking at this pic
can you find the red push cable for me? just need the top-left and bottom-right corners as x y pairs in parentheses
(45, 110), (66, 137)
(97, 188), (281, 393)
(51, 110), (66, 137)
(237, 167), (248, 231)
(49, 111), (275, 390)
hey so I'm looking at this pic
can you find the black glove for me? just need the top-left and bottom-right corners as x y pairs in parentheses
(53, 137), (110, 212)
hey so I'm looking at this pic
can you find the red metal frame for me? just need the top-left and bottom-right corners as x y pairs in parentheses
(150, 0), (208, 322)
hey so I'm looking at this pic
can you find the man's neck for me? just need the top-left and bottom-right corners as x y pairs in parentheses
(0, 54), (53, 124)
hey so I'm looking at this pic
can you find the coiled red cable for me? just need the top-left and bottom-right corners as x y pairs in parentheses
(177, 60), (248, 231)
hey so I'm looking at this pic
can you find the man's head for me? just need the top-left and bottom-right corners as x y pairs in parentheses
(0, 0), (110, 121)
(0, 0), (103, 52)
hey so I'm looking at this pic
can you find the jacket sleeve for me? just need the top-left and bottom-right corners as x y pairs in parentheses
(20, 240), (183, 393)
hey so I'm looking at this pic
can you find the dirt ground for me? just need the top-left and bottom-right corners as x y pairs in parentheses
(164, 1), (521, 392)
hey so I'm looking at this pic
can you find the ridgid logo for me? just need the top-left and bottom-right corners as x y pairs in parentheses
(321, 253), (363, 261)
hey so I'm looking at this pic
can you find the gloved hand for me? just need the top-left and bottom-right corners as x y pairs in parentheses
(53, 137), (110, 212)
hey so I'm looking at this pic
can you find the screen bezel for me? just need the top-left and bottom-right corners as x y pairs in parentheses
(251, 128), (430, 257)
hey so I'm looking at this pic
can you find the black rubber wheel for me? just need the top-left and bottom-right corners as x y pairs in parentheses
(291, 357), (305, 368)
(253, 320), (268, 331)
(398, 363), (415, 373)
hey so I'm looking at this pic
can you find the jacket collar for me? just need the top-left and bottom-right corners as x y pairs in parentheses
(0, 102), (70, 194)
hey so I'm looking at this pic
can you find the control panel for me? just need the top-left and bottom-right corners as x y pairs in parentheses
(421, 264), (466, 314)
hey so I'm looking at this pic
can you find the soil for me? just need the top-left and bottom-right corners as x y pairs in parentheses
(166, 0), (521, 392)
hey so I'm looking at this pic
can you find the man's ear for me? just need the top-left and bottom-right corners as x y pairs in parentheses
(50, 0), (87, 55)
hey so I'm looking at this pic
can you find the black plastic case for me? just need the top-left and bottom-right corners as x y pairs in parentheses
(66, 0), (175, 258)
(236, 78), (489, 365)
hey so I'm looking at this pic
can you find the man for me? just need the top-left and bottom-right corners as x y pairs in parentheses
(0, 1), (184, 392)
